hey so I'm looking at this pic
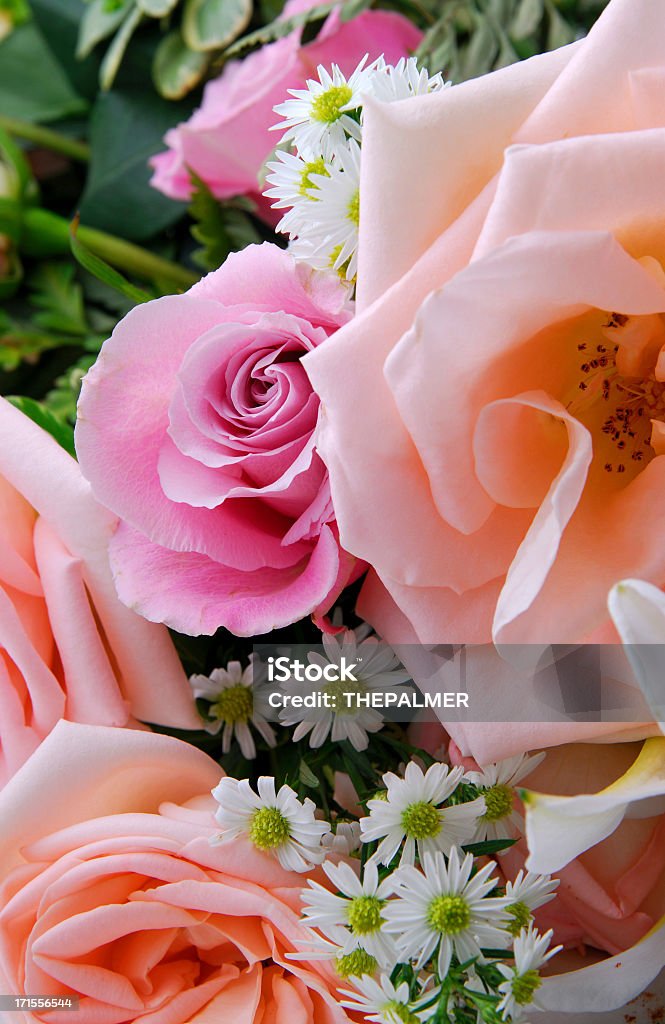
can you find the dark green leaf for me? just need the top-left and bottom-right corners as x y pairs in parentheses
(99, 5), (143, 91)
(6, 395), (76, 456)
(298, 760), (319, 788)
(79, 89), (192, 240)
(223, 1), (336, 58)
(76, 0), (134, 59)
(137, 0), (178, 16)
(153, 30), (209, 99)
(70, 220), (152, 303)
(28, 261), (87, 335)
(461, 838), (517, 856)
(0, 23), (87, 122)
(183, 0), (251, 51)
(189, 171), (261, 271)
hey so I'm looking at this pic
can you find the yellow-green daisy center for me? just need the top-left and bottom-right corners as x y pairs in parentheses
(311, 84), (353, 124)
(385, 1002), (420, 1024)
(298, 157), (328, 197)
(506, 900), (532, 936)
(511, 969), (541, 1006)
(335, 948), (377, 979)
(347, 189), (360, 226)
(210, 683), (253, 725)
(483, 783), (514, 822)
(249, 806), (290, 850)
(324, 676), (367, 714)
(347, 895), (385, 935)
(401, 800), (441, 840)
(427, 894), (471, 935)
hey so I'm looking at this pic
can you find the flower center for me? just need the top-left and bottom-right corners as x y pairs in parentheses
(210, 684), (253, 725)
(511, 969), (542, 1006)
(249, 807), (291, 850)
(347, 895), (385, 935)
(568, 311), (665, 481)
(506, 900), (532, 936)
(347, 189), (360, 226)
(427, 894), (471, 934)
(384, 1001), (420, 1024)
(311, 84), (353, 123)
(299, 157), (328, 197)
(335, 948), (377, 979)
(401, 800), (441, 839)
(324, 676), (367, 714)
(482, 783), (514, 822)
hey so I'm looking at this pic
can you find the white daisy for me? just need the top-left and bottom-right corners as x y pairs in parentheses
(190, 656), (276, 759)
(301, 859), (396, 967)
(339, 973), (439, 1024)
(287, 930), (380, 981)
(496, 924), (562, 1021)
(288, 138), (361, 281)
(278, 622), (411, 751)
(272, 57), (373, 159)
(360, 761), (485, 867)
(322, 821), (362, 855)
(465, 752), (546, 846)
(263, 148), (332, 234)
(211, 776), (328, 872)
(384, 848), (511, 979)
(504, 870), (559, 937)
(369, 56), (448, 103)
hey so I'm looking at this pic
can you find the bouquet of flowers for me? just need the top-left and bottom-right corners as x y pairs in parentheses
(0, 0), (664, 1020)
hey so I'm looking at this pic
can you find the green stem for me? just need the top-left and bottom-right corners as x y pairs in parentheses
(21, 208), (198, 290)
(0, 115), (90, 163)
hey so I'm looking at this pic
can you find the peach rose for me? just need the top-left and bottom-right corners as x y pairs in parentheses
(0, 721), (351, 1024)
(0, 398), (198, 787)
(304, 0), (665, 652)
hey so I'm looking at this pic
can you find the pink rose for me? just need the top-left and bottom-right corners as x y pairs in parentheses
(0, 721), (350, 1023)
(304, 0), (665, 651)
(149, 2), (421, 205)
(0, 399), (197, 788)
(75, 243), (356, 636)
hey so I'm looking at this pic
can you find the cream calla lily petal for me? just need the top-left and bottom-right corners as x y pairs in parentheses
(522, 737), (665, 873)
(539, 916), (665, 1016)
(608, 579), (665, 731)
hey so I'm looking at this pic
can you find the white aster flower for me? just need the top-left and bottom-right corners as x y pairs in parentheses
(504, 870), (559, 937)
(465, 752), (546, 846)
(360, 761), (485, 867)
(339, 973), (439, 1024)
(189, 656), (276, 759)
(211, 776), (328, 872)
(301, 859), (396, 967)
(272, 57), (373, 158)
(263, 148), (332, 234)
(369, 56), (448, 103)
(496, 924), (562, 1021)
(288, 137), (361, 281)
(322, 821), (362, 855)
(278, 622), (411, 751)
(384, 848), (511, 979)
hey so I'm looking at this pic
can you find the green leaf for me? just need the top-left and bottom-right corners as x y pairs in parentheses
(183, 0), (252, 52)
(0, 23), (87, 122)
(6, 395), (76, 456)
(546, 0), (579, 46)
(70, 219), (152, 304)
(510, 0), (544, 38)
(153, 30), (209, 99)
(28, 261), (88, 335)
(29, 0), (102, 100)
(76, 0), (134, 59)
(339, 0), (371, 21)
(188, 171), (262, 271)
(298, 760), (319, 789)
(223, 0), (336, 58)
(99, 5), (143, 91)
(79, 89), (192, 241)
(461, 838), (517, 856)
(137, 0), (178, 17)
